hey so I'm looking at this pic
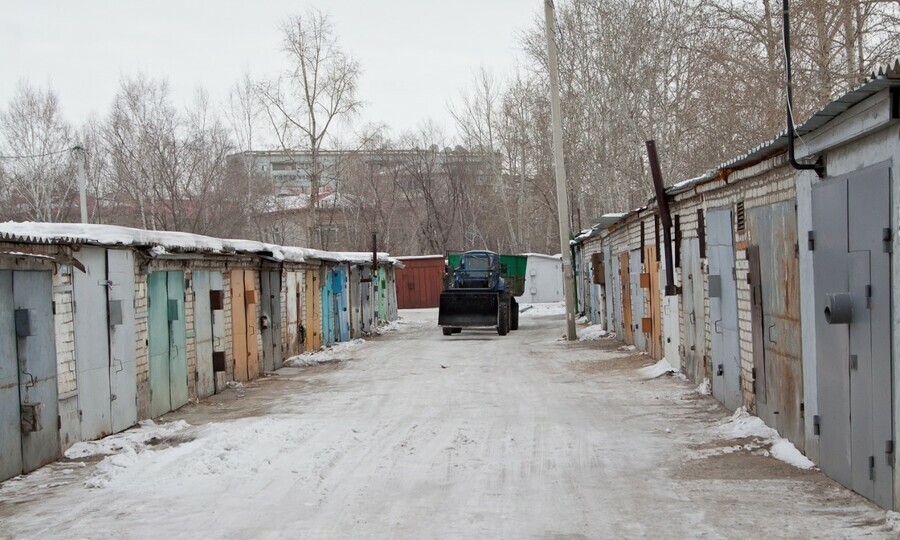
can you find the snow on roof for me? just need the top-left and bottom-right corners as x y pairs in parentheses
(0, 222), (400, 266)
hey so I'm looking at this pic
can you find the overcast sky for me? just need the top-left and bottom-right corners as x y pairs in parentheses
(0, 0), (541, 144)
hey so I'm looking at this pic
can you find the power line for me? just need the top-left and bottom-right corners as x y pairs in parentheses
(0, 147), (75, 160)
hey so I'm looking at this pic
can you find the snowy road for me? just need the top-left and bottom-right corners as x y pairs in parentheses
(1, 308), (896, 539)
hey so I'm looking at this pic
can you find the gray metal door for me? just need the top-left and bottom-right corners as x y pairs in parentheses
(609, 251), (622, 337)
(680, 239), (702, 384)
(107, 250), (137, 434)
(813, 166), (893, 509)
(269, 271), (283, 369)
(707, 209), (741, 411)
(167, 272), (188, 411)
(15, 271), (60, 473)
(0, 271), (22, 481)
(259, 270), (283, 372)
(192, 271), (215, 399)
(74, 247), (112, 440)
(630, 250), (646, 351)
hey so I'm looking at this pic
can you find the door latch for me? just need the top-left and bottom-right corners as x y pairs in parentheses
(716, 364), (724, 376)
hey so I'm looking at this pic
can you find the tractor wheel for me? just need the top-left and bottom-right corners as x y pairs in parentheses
(497, 294), (510, 336)
(510, 298), (519, 330)
(442, 327), (453, 336)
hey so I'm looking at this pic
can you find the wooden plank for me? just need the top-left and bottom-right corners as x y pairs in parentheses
(230, 270), (248, 382)
(646, 245), (663, 360)
(193, 271), (215, 399)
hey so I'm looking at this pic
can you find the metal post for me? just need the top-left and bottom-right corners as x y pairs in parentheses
(645, 140), (676, 296)
(371, 232), (378, 286)
(74, 145), (87, 223)
(544, 0), (577, 341)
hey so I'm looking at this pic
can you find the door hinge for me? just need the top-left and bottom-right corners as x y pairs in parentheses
(866, 285), (872, 309)
(814, 415), (821, 435)
(807, 231), (815, 251)
(52, 301), (56, 315)
(869, 455), (876, 480)
(751, 367), (756, 394)
(58, 415), (61, 430)
(887, 440), (895, 467)
(883, 228), (892, 253)
(850, 354), (858, 370)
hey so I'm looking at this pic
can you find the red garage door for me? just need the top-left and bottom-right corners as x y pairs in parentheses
(395, 256), (445, 309)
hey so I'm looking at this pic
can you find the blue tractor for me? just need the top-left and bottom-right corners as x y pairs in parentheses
(438, 250), (519, 336)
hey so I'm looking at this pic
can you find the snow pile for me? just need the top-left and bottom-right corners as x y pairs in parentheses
(372, 317), (419, 334)
(637, 358), (676, 379)
(577, 325), (609, 341)
(696, 378), (711, 395)
(716, 407), (816, 470)
(65, 420), (190, 460)
(617, 345), (637, 352)
(519, 302), (565, 316)
(283, 339), (366, 367)
(81, 417), (316, 490)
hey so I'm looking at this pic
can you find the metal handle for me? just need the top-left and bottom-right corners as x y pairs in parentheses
(714, 319), (722, 334)
(22, 371), (36, 389)
(113, 358), (124, 374)
(768, 323), (777, 344)
(689, 312), (695, 324)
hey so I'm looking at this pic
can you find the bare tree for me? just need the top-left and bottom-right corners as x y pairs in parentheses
(0, 83), (75, 221)
(256, 9), (362, 248)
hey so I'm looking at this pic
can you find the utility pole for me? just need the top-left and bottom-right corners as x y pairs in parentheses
(544, 0), (577, 341)
(74, 145), (88, 223)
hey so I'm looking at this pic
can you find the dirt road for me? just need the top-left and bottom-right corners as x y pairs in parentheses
(0, 309), (895, 538)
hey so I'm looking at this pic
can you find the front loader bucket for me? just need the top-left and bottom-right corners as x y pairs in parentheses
(438, 290), (499, 327)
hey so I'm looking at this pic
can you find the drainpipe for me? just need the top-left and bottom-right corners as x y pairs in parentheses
(783, 0), (826, 177)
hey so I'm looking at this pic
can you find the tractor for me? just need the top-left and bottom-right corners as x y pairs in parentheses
(438, 250), (524, 336)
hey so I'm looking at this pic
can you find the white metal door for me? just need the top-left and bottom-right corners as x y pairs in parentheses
(193, 271), (215, 399)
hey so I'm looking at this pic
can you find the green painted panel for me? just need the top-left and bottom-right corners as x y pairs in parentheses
(147, 272), (170, 418)
(167, 271), (188, 411)
(446, 252), (527, 296)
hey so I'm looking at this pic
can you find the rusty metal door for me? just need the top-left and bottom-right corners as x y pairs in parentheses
(14, 271), (60, 473)
(630, 250), (646, 351)
(813, 166), (893, 509)
(707, 208), (742, 411)
(304, 268), (321, 351)
(107, 250), (137, 433)
(0, 271), (21, 481)
(619, 253), (633, 345)
(73, 247), (112, 440)
(244, 270), (260, 380)
(645, 246), (662, 360)
(681, 238), (705, 384)
(749, 202), (804, 451)
(230, 270), (248, 382)
(192, 271), (215, 399)
(747, 245), (767, 406)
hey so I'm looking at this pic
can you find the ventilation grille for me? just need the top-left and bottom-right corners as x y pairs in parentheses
(736, 201), (746, 233)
